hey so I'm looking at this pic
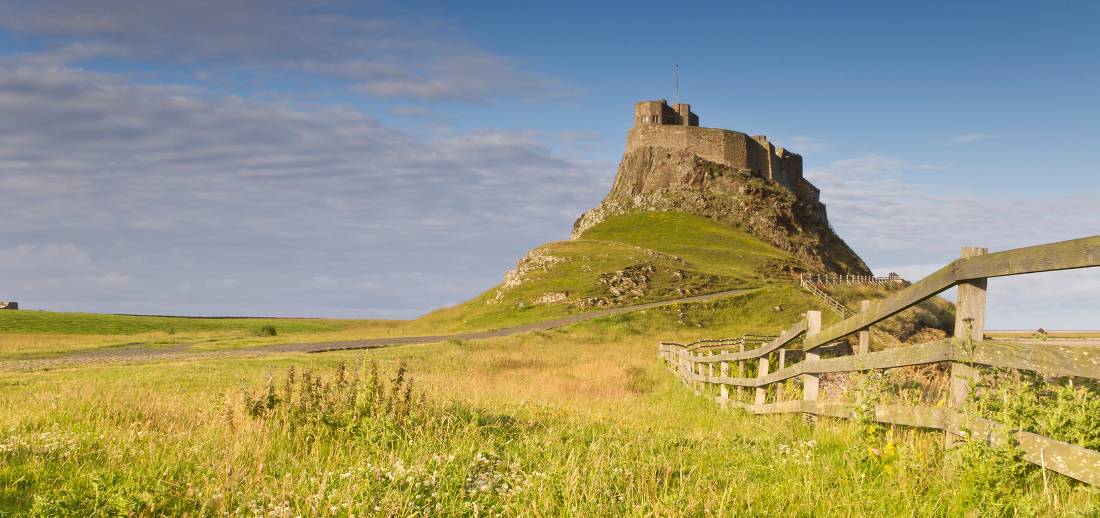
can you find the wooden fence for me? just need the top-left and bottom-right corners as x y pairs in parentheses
(799, 273), (903, 286)
(660, 236), (1100, 486)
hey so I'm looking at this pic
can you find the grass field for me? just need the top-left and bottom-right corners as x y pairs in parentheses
(2, 303), (1097, 516)
(0, 313), (411, 359)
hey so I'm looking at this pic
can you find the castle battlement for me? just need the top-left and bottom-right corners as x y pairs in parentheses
(628, 99), (819, 203)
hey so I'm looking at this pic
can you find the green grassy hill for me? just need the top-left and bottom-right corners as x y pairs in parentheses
(415, 211), (799, 332)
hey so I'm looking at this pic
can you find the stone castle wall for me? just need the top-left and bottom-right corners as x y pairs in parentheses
(626, 125), (813, 195)
(627, 98), (823, 205)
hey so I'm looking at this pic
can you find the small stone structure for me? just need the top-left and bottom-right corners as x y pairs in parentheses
(0, 301), (17, 310)
(628, 99), (820, 203)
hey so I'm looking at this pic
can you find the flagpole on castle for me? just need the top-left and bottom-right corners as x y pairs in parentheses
(675, 64), (680, 106)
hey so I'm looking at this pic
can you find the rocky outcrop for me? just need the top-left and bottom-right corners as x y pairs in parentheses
(572, 147), (870, 275)
(490, 247), (564, 303)
(532, 292), (570, 305)
(575, 262), (727, 309)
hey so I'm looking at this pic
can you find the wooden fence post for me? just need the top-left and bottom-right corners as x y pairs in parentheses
(705, 352), (715, 399)
(954, 247), (989, 342)
(802, 311), (822, 403)
(858, 300), (871, 354)
(677, 349), (686, 387)
(754, 354), (770, 407)
(693, 352), (702, 395)
(719, 356), (730, 407)
(678, 350), (686, 381)
(947, 246), (988, 447)
(776, 349), (787, 401)
(737, 343), (745, 403)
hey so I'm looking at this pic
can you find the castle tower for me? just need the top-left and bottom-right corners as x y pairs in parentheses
(672, 103), (699, 126)
(634, 99), (698, 127)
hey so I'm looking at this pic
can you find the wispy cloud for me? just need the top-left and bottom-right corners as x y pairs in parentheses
(948, 133), (997, 144)
(0, 1), (572, 103)
(0, 63), (612, 316)
(389, 105), (432, 117)
(785, 136), (828, 153)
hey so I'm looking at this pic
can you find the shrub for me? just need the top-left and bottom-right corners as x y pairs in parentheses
(242, 360), (420, 432)
(968, 368), (1100, 450)
(254, 324), (277, 337)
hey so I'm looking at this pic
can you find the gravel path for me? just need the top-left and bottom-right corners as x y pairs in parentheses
(1, 288), (757, 372)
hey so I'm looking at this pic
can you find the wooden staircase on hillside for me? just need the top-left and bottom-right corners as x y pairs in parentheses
(799, 274), (903, 347)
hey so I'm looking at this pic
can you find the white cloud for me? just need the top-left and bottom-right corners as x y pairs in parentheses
(306, 276), (338, 289)
(0, 1), (571, 103)
(204, 278), (240, 288)
(0, 62), (611, 317)
(948, 133), (997, 144)
(559, 131), (604, 144)
(3, 243), (92, 272)
(92, 272), (132, 288)
(389, 105), (431, 117)
(826, 155), (907, 175)
(785, 136), (828, 153)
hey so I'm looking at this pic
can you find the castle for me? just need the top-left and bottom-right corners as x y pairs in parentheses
(629, 99), (821, 203)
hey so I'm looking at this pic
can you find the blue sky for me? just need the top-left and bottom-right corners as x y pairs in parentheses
(0, 0), (1096, 328)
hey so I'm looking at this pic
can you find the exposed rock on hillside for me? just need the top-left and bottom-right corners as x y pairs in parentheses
(576, 262), (725, 309)
(573, 147), (870, 275)
(491, 246), (563, 303)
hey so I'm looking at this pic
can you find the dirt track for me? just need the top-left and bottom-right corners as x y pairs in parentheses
(1, 288), (757, 372)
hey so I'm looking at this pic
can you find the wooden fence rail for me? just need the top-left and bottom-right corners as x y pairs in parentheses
(659, 235), (1100, 486)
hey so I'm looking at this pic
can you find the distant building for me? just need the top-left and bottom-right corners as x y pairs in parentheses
(628, 99), (820, 203)
(0, 301), (17, 310)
